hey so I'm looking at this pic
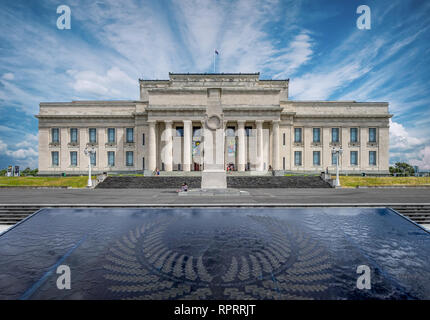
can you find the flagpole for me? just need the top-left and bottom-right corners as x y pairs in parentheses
(213, 50), (216, 73)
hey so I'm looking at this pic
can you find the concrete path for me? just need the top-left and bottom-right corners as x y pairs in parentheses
(0, 188), (429, 205)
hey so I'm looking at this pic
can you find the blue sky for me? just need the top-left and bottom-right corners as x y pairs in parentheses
(0, 0), (429, 170)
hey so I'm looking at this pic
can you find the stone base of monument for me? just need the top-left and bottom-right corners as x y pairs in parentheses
(178, 188), (249, 196)
(201, 170), (227, 189)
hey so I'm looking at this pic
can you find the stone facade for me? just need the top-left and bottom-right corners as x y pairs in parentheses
(36, 73), (391, 175)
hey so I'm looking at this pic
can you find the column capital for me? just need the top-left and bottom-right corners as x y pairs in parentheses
(164, 120), (173, 124)
(237, 120), (246, 124)
(183, 120), (192, 124)
(255, 120), (264, 124)
(272, 120), (280, 124)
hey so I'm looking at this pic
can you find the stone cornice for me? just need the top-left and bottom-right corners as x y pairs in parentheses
(293, 114), (393, 119)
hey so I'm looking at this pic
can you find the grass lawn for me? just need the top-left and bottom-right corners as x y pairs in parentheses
(0, 176), (94, 188)
(336, 176), (430, 188)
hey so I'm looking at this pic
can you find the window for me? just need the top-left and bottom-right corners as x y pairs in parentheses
(313, 128), (321, 143)
(108, 151), (115, 167)
(294, 128), (302, 143)
(294, 151), (302, 166)
(52, 128), (59, 143)
(107, 128), (115, 143)
(70, 151), (77, 166)
(282, 133), (286, 146)
(142, 157), (145, 170)
(176, 126), (184, 137)
(142, 133), (145, 146)
(126, 151), (134, 166)
(126, 128), (134, 143)
(369, 151), (376, 165)
(226, 127), (235, 137)
(369, 128), (377, 142)
(52, 151), (59, 166)
(313, 151), (321, 166)
(90, 152), (96, 166)
(332, 152), (338, 165)
(70, 128), (78, 143)
(89, 128), (97, 143)
(332, 128), (339, 143)
(350, 128), (358, 143)
(245, 126), (252, 137)
(350, 151), (358, 166)
(283, 157), (285, 170)
(193, 127), (201, 137)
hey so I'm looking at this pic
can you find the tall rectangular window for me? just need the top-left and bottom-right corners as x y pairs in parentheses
(313, 151), (321, 166)
(89, 128), (97, 143)
(108, 151), (115, 167)
(350, 128), (358, 143)
(52, 128), (59, 143)
(176, 127), (184, 137)
(332, 128), (339, 143)
(294, 151), (302, 166)
(226, 127), (235, 137)
(90, 152), (96, 166)
(193, 127), (202, 137)
(126, 128), (134, 143)
(313, 128), (321, 143)
(332, 152), (338, 165)
(70, 151), (77, 166)
(51, 151), (59, 166)
(350, 151), (358, 166)
(70, 128), (78, 143)
(282, 133), (286, 145)
(142, 133), (145, 146)
(245, 126), (252, 137)
(283, 157), (285, 170)
(369, 151), (376, 165)
(126, 151), (134, 166)
(108, 128), (115, 143)
(294, 128), (302, 143)
(369, 128), (377, 142)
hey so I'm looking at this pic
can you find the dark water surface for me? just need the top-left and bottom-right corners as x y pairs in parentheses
(0, 207), (429, 300)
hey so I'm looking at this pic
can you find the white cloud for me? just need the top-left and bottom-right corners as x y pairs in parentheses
(409, 146), (430, 171)
(0, 133), (38, 168)
(389, 120), (430, 170)
(2, 73), (14, 80)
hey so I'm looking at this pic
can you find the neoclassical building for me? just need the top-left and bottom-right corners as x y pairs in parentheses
(37, 73), (391, 175)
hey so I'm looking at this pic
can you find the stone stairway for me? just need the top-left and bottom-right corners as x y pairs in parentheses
(96, 175), (331, 189)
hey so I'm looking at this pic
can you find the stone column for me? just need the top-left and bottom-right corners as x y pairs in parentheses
(200, 120), (205, 171)
(164, 120), (173, 171)
(272, 120), (280, 170)
(256, 120), (264, 171)
(183, 120), (192, 171)
(237, 120), (246, 171)
(148, 121), (157, 172)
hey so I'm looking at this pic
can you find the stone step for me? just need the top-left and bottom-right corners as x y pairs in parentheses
(96, 176), (332, 189)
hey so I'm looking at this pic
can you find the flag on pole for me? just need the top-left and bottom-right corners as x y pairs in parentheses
(215, 49), (219, 55)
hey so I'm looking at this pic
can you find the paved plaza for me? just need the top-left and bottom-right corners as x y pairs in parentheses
(0, 187), (429, 205)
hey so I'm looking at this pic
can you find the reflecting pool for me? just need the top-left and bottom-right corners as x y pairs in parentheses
(0, 207), (429, 300)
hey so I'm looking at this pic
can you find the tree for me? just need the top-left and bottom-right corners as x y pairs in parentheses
(389, 162), (415, 176)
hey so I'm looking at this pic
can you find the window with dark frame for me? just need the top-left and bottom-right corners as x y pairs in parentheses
(70, 128), (78, 143)
(89, 128), (97, 143)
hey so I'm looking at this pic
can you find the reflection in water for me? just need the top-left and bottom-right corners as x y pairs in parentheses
(0, 207), (429, 300)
